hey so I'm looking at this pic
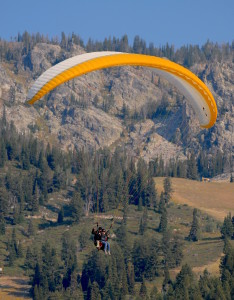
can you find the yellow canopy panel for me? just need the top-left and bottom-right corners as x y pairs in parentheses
(27, 51), (217, 128)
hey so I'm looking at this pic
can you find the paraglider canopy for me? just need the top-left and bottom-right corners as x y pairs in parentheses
(27, 52), (217, 128)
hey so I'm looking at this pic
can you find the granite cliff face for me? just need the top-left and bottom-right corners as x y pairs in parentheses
(0, 41), (233, 166)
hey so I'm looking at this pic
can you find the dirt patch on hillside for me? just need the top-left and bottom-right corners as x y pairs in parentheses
(192, 256), (221, 277)
(170, 256), (221, 280)
(0, 276), (31, 299)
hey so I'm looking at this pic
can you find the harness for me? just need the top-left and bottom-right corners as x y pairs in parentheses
(92, 223), (110, 251)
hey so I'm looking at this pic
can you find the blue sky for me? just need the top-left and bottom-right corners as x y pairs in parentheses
(1, 0), (233, 47)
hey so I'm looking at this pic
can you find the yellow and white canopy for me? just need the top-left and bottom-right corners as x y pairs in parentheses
(27, 51), (217, 128)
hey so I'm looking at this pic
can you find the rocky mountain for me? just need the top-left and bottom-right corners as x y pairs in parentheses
(0, 39), (233, 169)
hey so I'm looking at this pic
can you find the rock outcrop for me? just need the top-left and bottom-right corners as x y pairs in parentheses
(0, 42), (233, 165)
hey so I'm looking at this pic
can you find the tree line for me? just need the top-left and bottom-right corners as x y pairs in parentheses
(24, 211), (234, 299)
(0, 112), (231, 235)
(148, 150), (229, 180)
(0, 31), (233, 68)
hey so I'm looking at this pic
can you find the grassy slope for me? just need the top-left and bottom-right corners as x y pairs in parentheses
(0, 276), (31, 300)
(155, 177), (234, 221)
(1, 177), (233, 298)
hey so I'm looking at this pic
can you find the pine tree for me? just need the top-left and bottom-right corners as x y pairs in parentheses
(161, 230), (183, 269)
(37, 150), (44, 170)
(145, 176), (158, 208)
(163, 177), (172, 203)
(162, 265), (172, 295)
(223, 236), (232, 255)
(64, 272), (79, 300)
(2, 105), (7, 127)
(70, 191), (84, 223)
(12, 205), (20, 225)
(138, 197), (143, 211)
(22, 150), (30, 170)
(0, 139), (7, 167)
(0, 187), (8, 217)
(191, 287), (203, 300)
(198, 269), (211, 299)
(172, 234), (184, 266)
(220, 212), (233, 238)
(187, 152), (198, 180)
(32, 262), (42, 288)
(33, 285), (41, 300)
(139, 217), (144, 235)
(232, 216), (234, 239)
(174, 264), (194, 299)
(79, 227), (91, 250)
(158, 208), (168, 233)
(220, 238), (234, 290)
(24, 246), (34, 271)
(57, 207), (64, 224)
(158, 192), (165, 213)
(32, 184), (40, 214)
(39, 241), (60, 293)
(8, 229), (18, 265)
(127, 262), (135, 295)
(23, 175), (33, 210)
(90, 281), (101, 300)
(61, 231), (78, 280)
(122, 200), (129, 225)
(18, 199), (24, 223)
(11, 228), (17, 246)
(222, 281), (231, 300)
(0, 214), (5, 235)
(17, 240), (24, 258)
(29, 139), (38, 166)
(120, 266), (128, 296)
(73, 284), (84, 300)
(109, 258), (120, 299)
(28, 219), (35, 237)
(8, 246), (16, 266)
(150, 285), (160, 300)
(102, 279), (114, 300)
(188, 209), (200, 241)
(101, 190), (109, 212)
(52, 168), (61, 191)
(215, 282), (226, 299)
(39, 158), (49, 200)
(161, 231), (173, 268)
(139, 277), (147, 298)
(139, 206), (148, 235)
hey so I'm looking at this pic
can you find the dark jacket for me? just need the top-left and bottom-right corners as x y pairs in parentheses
(92, 228), (101, 245)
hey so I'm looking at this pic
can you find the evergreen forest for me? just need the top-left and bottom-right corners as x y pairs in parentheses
(0, 32), (233, 299)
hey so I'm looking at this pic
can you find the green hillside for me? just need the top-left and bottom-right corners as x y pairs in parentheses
(0, 188), (225, 298)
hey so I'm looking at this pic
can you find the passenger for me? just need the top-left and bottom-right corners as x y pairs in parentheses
(101, 228), (110, 255)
